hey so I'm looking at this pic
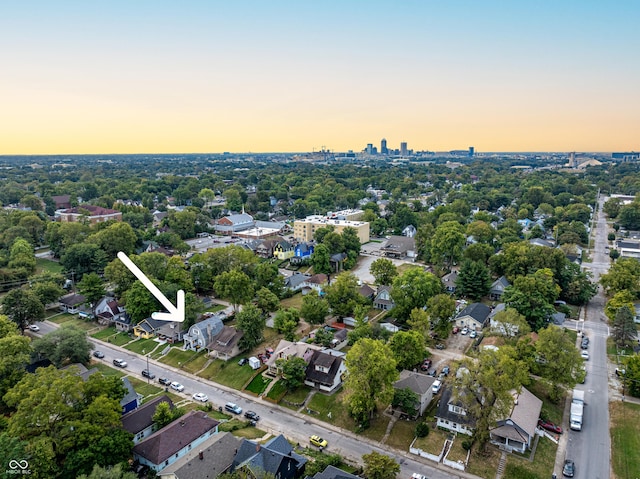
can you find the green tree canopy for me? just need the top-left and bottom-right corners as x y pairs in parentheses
(455, 259), (491, 301)
(388, 330), (425, 370)
(390, 268), (442, 321)
(1, 288), (44, 332)
(300, 289), (330, 325)
(362, 451), (400, 479)
(502, 268), (561, 331)
(32, 325), (92, 368)
(369, 257), (398, 286)
(276, 356), (308, 390)
(214, 269), (255, 313)
(236, 303), (265, 351)
(613, 305), (637, 348)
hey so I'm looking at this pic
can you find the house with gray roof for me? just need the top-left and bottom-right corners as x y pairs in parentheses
(490, 276), (510, 301)
(393, 370), (437, 417)
(435, 386), (475, 436)
(133, 410), (220, 472)
(489, 387), (542, 453)
(304, 465), (360, 479)
(157, 432), (241, 479)
(454, 302), (492, 331)
(380, 235), (416, 259)
(121, 377), (141, 414)
(304, 350), (346, 393)
(285, 272), (308, 292)
(231, 434), (306, 479)
(373, 285), (394, 311)
(183, 314), (225, 351)
(58, 292), (86, 314)
(122, 395), (174, 444)
(442, 270), (459, 293)
(215, 212), (255, 235)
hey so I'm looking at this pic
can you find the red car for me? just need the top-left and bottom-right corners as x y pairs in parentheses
(420, 359), (432, 371)
(452, 326), (459, 334)
(538, 419), (562, 434)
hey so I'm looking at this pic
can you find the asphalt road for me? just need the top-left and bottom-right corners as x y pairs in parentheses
(561, 193), (612, 479)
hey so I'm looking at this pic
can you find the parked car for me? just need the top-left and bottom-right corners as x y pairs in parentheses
(113, 359), (127, 368)
(581, 350), (589, 361)
(158, 377), (171, 386)
(420, 359), (432, 371)
(452, 326), (459, 334)
(427, 368), (437, 377)
(28, 324), (40, 332)
(538, 419), (563, 434)
(192, 393), (208, 402)
(435, 343), (445, 350)
(581, 338), (589, 349)
(225, 402), (242, 415)
(469, 330), (477, 338)
(432, 379), (442, 394)
(142, 369), (155, 379)
(442, 366), (450, 376)
(411, 474), (427, 479)
(238, 358), (248, 366)
(562, 459), (575, 477)
(170, 381), (185, 392)
(93, 350), (105, 359)
(310, 435), (328, 448)
(461, 327), (469, 335)
(244, 411), (260, 421)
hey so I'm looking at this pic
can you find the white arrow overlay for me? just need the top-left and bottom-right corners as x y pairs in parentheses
(117, 251), (185, 322)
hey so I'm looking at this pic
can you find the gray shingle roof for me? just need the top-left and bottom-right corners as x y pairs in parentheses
(121, 395), (174, 435)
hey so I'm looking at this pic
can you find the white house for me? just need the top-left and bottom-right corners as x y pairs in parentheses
(183, 314), (225, 352)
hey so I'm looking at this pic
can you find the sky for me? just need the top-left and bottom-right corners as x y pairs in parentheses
(1, 1), (639, 155)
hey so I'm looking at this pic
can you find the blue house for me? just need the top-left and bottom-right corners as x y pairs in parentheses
(294, 242), (314, 259)
(121, 377), (141, 414)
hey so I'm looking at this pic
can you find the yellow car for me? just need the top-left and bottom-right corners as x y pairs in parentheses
(310, 435), (328, 448)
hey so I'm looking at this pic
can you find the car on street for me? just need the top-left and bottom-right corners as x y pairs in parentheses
(244, 411), (260, 421)
(93, 350), (105, 359)
(427, 368), (437, 377)
(28, 324), (40, 332)
(158, 377), (171, 386)
(581, 338), (589, 349)
(225, 402), (242, 415)
(170, 381), (185, 392)
(192, 393), (208, 402)
(538, 419), (563, 434)
(142, 369), (155, 379)
(310, 435), (328, 448)
(581, 350), (589, 361)
(113, 359), (127, 368)
(411, 474), (427, 479)
(562, 459), (575, 477)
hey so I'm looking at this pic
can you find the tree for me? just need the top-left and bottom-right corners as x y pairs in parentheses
(276, 356), (308, 390)
(624, 354), (640, 397)
(32, 325), (92, 367)
(605, 290), (636, 322)
(88, 222), (138, 259)
(388, 330), (424, 370)
(302, 452), (342, 477)
(369, 258), (398, 286)
(534, 325), (584, 401)
(311, 243), (332, 275)
(456, 259), (491, 301)
(77, 463), (137, 479)
(77, 272), (106, 316)
(300, 289), (330, 325)
(152, 401), (184, 430)
(392, 387), (419, 416)
(600, 257), (640, 296)
(123, 280), (163, 324)
(362, 451), (400, 479)
(407, 308), (431, 344)
(167, 209), (197, 239)
(466, 220), (495, 244)
(236, 303), (265, 351)
(8, 237), (36, 273)
(490, 307), (530, 338)
(342, 226), (361, 256)
(426, 293), (457, 339)
(390, 268), (442, 321)
(254, 262), (284, 298)
(1, 288), (44, 332)
(61, 243), (108, 279)
(273, 308), (300, 341)
(561, 265), (597, 305)
(214, 269), (255, 313)
(613, 305), (637, 348)
(256, 287), (280, 314)
(324, 272), (363, 318)
(31, 281), (65, 307)
(451, 347), (528, 450)
(0, 315), (32, 411)
(431, 221), (466, 269)
(344, 339), (398, 425)
(502, 268), (560, 331)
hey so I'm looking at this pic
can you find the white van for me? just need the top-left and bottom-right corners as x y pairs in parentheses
(432, 380), (442, 394)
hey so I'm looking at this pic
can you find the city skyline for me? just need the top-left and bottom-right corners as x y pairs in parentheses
(1, 1), (639, 155)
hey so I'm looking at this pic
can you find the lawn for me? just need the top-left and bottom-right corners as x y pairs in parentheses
(280, 293), (304, 310)
(198, 360), (257, 389)
(127, 376), (164, 398)
(413, 427), (448, 455)
(280, 386), (310, 404)
(124, 337), (162, 355)
(219, 419), (248, 432)
(90, 362), (125, 378)
(466, 445), (501, 479)
(36, 257), (64, 274)
(231, 426), (267, 440)
(157, 347), (205, 371)
(385, 418), (417, 450)
(446, 437), (469, 463)
(265, 379), (288, 401)
(611, 401), (640, 479)
(92, 326), (118, 340)
(505, 436), (556, 479)
(52, 318), (97, 332)
(105, 332), (134, 347)
(245, 374), (272, 395)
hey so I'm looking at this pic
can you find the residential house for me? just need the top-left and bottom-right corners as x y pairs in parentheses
(402, 224), (417, 238)
(284, 272), (308, 292)
(454, 302), (492, 332)
(95, 297), (130, 330)
(256, 238), (279, 258)
(616, 239), (640, 258)
(51, 194), (72, 210)
(133, 317), (165, 339)
(152, 210), (168, 226)
(231, 434), (307, 479)
(393, 370), (436, 417)
(358, 283), (375, 301)
(206, 326), (243, 361)
(529, 238), (555, 248)
(274, 240), (294, 260)
(302, 274), (329, 295)
(183, 314), (224, 352)
(266, 340), (323, 375)
(293, 242), (314, 261)
(157, 432), (241, 479)
(329, 252), (348, 272)
(304, 350), (347, 393)
(59, 293), (86, 314)
(442, 270), (458, 294)
(490, 276), (510, 301)
(435, 386), (475, 436)
(56, 204), (123, 224)
(380, 235), (416, 259)
(304, 465), (360, 479)
(489, 387), (542, 453)
(373, 285), (394, 311)
(133, 410), (220, 472)
(122, 395), (175, 445)
(121, 377), (142, 414)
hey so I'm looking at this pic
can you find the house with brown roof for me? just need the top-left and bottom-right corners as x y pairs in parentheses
(266, 340), (324, 375)
(206, 326), (243, 361)
(51, 194), (72, 209)
(132, 410), (220, 472)
(56, 204), (122, 224)
(122, 395), (175, 445)
(489, 387), (542, 453)
(304, 350), (346, 393)
(95, 297), (131, 331)
(302, 274), (329, 295)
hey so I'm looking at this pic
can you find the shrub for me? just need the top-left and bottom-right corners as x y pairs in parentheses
(461, 439), (473, 451)
(415, 422), (429, 438)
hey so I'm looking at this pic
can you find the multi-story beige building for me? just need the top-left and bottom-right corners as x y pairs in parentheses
(56, 205), (122, 224)
(293, 214), (370, 243)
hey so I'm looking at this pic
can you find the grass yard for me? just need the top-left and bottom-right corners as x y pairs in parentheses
(611, 401), (640, 479)
(198, 360), (257, 389)
(90, 362), (125, 378)
(280, 293), (304, 310)
(219, 419), (249, 432)
(265, 380), (288, 401)
(505, 436), (556, 479)
(466, 445), (501, 479)
(157, 347), (204, 370)
(92, 326), (117, 340)
(231, 426), (267, 440)
(528, 378), (566, 425)
(124, 337), (162, 355)
(413, 427), (448, 455)
(106, 332), (134, 347)
(54, 318), (97, 332)
(307, 389), (354, 428)
(280, 386), (310, 404)
(127, 376), (164, 398)
(36, 257), (64, 274)
(397, 263), (423, 274)
(384, 418), (417, 450)
(245, 374), (272, 395)
(446, 437), (470, 463)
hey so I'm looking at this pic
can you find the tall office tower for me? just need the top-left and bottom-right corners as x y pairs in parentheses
(469, 146), (475, 157)
(366, 144), (373, 155)
(381, 138), (388, 154)
(400, 142), (408, 156)
(569, 152), (576, 168)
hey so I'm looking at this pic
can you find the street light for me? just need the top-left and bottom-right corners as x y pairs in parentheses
(143, 349), (150, 384)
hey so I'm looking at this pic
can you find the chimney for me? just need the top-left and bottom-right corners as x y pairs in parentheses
(255, 443), (261, 452)
(198, 451), (203, 460)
